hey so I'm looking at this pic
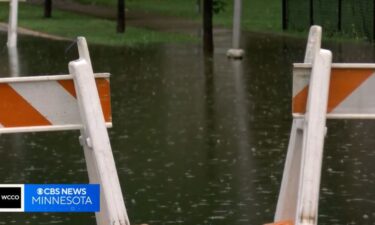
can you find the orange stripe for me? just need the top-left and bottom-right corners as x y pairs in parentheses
(293, 86), (309, 114)
(58, 79), (111, 122)
(58, 80), (76, 97)
(327, 68), (373, 112)
(0, 84), (51, 127)
(293, 68), (374, 114)
(96, 79), (112, 123)
(264, 220), (293, 225)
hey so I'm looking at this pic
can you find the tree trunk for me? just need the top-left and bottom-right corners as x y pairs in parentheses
(338, 0), (342, 31)
(44, 0), (52, 18)
(309, 0), (314, 26)
(203, 0), (213, 56)
(282, 0), (288, 30)
(117, 0), (126, 33)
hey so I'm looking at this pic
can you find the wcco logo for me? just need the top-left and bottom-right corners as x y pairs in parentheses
(0, 185), (23, 212)
(1, 195), (20, 200)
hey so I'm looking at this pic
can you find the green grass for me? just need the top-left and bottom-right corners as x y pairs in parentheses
(214, 0), (282, 31)
(70, 0), (371, 42)
(73, 0), (283, 32)
(74, 0), (200, 19)
(0, 4), (196, 46)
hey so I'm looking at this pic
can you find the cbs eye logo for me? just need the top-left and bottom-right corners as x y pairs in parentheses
(37, 188), (44, 195)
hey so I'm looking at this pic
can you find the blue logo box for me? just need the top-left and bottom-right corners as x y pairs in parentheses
(24, 184), (100, 212)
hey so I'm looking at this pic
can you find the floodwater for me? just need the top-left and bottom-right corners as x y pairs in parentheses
(0, 30), (374, 225)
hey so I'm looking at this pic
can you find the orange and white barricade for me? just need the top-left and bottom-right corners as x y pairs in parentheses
(0, 73), (111, 133)
(293, 63), (375, 119)
(267, 26), (375, 225)
(0, 37), (130, 225)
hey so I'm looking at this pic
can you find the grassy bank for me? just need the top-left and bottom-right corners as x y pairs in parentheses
(71, 0), (371, 43)
(73, 0), (282, 32)
(0, 4), (195, 46)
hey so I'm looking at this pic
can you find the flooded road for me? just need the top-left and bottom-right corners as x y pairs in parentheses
(0, 31), (374, 225)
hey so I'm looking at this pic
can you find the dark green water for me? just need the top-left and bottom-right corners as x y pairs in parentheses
(0, 31), (374, 225)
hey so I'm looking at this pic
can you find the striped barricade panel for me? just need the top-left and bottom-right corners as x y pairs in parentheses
(264, 221), (293, 225)
(293, 63), (375, 119)
(0, 73), (111, 133)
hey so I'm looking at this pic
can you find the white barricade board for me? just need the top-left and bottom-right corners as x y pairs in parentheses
(0, 73), (111, 133)
(293, 63), (375, 119)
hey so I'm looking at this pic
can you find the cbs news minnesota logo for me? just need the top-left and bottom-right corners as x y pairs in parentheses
(0, 184), (99, 212)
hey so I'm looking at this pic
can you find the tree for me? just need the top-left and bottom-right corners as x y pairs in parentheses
(44, 0), (52, 18)
(117, 0), (126, 33)
(213, 0), (226, 14)
(203, 0), (213, 55)
(203, 0), (226, 56)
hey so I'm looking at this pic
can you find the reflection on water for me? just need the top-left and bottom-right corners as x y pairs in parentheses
(0, 32), (374, 225)
(8, 46), (19, 77)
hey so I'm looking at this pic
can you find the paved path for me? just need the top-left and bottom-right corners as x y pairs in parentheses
(2, 1), (232, 44)
(0, 22), (72, 41)
(27, 0), (202, 36)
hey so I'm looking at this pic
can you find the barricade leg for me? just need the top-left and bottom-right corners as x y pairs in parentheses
(69, 38), (130, 225)
(304, 26), (322, 64)
(272, 25), (322, 224)
(296, 49), (332, 225)
(274, 49), (331, 225)
(274, 118), (304, 222)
